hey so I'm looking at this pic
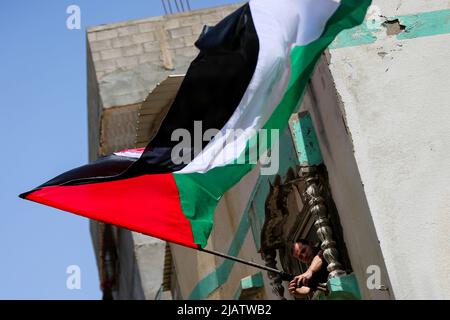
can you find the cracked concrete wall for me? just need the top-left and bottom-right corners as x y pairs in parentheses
(327, 0), (450, 299)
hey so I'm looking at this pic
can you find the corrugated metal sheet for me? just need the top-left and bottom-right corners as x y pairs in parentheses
(135, 75), (185, 147)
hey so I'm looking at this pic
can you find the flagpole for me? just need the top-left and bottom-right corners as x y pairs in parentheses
(198, 247), (294, 281)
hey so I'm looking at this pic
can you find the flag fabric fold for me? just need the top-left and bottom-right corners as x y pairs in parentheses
(20, 0), (371, 249)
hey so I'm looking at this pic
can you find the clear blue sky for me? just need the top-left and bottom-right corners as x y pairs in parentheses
(0, 0), (239, 300)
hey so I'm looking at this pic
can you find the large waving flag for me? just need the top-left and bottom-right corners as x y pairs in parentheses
(20, 0), (370, 249)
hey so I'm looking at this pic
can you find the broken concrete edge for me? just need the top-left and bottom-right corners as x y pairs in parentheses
(330, 9), (450, 49)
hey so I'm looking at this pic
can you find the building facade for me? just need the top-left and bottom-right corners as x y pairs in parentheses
(87, 1), (450, 300)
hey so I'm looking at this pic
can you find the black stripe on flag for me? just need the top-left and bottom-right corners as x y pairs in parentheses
(19, 154), (136, 197)
(130, 3), (259, 174)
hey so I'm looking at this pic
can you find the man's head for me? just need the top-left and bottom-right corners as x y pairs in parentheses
(291, 239), (315, 264)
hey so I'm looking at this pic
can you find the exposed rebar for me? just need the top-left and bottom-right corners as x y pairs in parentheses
(161, 0), (168, 15)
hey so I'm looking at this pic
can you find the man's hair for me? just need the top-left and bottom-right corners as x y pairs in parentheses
(291, 238), (311, 255)
(296, 238), (311, 246)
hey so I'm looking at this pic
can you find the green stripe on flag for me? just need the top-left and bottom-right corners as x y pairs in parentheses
(263, 0), (372, 132)
(174, 164), (254, 247)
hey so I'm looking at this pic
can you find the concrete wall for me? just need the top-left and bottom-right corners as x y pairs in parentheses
(306, 55), (393, 299)
(327, 0), (450, 299)
(86, 4), (243, 299)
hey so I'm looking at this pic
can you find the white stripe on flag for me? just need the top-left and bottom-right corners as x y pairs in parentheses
(114, 148), (144, 159)
(178, 0), (340, 174)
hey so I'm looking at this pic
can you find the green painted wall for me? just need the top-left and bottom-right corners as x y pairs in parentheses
(330, 9), (450, 49)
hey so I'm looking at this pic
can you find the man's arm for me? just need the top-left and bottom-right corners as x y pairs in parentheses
(294, 253), (324, 287)
(299, 254), (323, 286)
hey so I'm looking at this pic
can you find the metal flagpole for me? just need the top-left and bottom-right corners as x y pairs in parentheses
(198, 247), (294, 281)
(199, 248), (328, 292)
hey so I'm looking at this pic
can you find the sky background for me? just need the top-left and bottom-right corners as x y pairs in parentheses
(0, 0), (239, 300)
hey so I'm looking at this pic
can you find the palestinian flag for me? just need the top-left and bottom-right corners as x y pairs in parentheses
(20, 0), (370, 249)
